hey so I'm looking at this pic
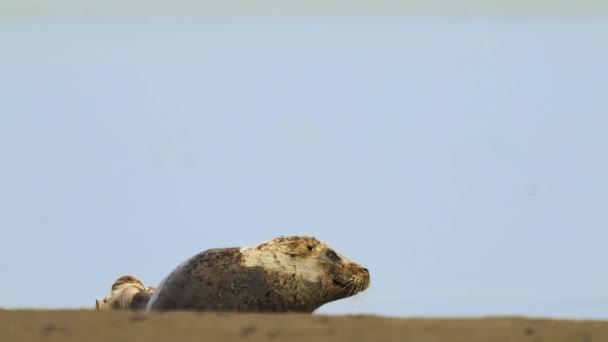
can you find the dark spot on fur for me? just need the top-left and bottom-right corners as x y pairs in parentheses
(257, 242), (268, 250)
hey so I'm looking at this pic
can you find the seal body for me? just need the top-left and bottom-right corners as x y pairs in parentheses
(147, 236), (370, 312)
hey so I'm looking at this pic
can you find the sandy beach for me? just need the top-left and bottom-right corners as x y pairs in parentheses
(1, 310), (607, 342)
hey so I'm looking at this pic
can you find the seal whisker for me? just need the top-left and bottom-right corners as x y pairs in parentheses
(346, 281), (359, 298)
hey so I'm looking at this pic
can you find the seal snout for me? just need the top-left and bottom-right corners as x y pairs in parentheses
(355, 264), (371, 290)
(330, 261), (371, 300)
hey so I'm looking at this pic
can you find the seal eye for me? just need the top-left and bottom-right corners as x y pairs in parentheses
(307, 245), (314, 252)
(326, 250), (340, 262)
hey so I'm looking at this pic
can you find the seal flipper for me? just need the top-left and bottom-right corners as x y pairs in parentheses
(95, 275), (156, 311)
(130, 289), (153, 310)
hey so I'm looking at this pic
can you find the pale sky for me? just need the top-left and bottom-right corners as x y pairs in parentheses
(1, 8), (607, 318)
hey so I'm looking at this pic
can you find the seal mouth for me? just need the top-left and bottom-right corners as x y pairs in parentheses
(332, 278), (355, 290)
(332, 278), (349, 288)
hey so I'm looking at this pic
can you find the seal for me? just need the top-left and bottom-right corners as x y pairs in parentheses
(95, 236), (370, 313)
(95, 275), (155, 311)
(147, 236), (370, 312)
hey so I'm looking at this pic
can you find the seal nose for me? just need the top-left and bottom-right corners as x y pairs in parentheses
(363, 268), (369, 274)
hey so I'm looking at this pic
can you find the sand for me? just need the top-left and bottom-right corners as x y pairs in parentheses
(1, 310), (607, 342)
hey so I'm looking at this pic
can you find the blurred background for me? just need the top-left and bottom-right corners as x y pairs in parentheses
(1, 0), (607, 318)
